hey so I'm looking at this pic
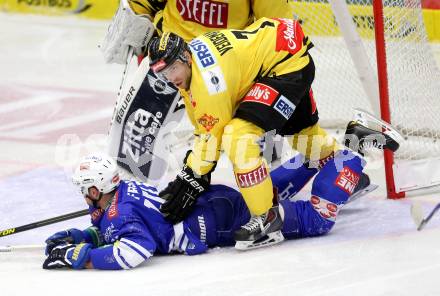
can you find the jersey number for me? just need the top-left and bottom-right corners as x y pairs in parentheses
(231, 21), (275, 40)
(128, 181), (164, 213)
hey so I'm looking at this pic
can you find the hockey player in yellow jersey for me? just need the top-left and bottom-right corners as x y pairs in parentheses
(100, 0), (304, 184)
(147, 17), (347, 249)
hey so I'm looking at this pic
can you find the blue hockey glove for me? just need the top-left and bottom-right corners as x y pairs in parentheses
(43, 243), (92, 270)
(45, 228), (85, 255)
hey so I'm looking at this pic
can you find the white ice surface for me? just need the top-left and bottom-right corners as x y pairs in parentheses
(1, 13), (440, 296)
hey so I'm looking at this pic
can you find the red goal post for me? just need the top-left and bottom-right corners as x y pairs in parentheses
(373, 0), (404, 198)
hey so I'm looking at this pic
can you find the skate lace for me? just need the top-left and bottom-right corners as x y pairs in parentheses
(242, 214), (266, 233)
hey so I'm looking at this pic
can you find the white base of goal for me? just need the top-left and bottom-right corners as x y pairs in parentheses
(394, 158), (440, 193)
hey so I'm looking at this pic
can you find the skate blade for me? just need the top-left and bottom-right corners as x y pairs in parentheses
(353, 108), (405, 145)
(235, 231), (284, 251)
(347, 183), (379, 203)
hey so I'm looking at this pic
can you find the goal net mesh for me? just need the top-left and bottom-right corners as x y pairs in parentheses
(291, 0), (440, 161)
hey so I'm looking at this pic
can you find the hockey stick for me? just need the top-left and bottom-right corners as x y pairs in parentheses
(0, 209), (89, 238)
(0, 244), (44, 253)
(410, 202), (440, 231)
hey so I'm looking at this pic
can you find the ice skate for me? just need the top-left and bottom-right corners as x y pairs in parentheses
(234, 206), (284, 251)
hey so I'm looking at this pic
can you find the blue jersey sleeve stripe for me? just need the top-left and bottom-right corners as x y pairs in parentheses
(144, 193), (165, 203)
(180, 235), (189, 250)
(117, 246), (134, 269)
(120, 238), (153, 260)
(112, 242), (131, 270)
(114, 241), (149, 269)
(142, 189), (159, 196)
(140, 185), (158, 192)
(172, 223), (185, 251)
(168, 237), (174, 253)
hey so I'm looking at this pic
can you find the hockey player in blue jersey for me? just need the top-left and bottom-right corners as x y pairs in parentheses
(43, 145), (369, 270)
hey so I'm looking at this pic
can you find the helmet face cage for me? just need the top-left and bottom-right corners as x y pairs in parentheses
(72, 153), (120, 198)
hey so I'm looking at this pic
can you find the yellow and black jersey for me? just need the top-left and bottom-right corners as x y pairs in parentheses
(128, 0), (296, 41)
(180, 17), (313, 174)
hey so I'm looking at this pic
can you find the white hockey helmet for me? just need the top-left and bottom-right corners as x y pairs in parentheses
(72, 153), (120, 197)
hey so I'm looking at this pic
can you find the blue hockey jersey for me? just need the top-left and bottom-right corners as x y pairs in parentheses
(87, 150), (365, 270)
(88, 181), (211, 270)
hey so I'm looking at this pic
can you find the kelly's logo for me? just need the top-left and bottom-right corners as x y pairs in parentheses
(243, 83), (279, 106)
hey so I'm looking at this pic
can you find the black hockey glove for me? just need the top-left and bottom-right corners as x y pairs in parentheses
(43, 243), (92, 270)
(45, 228), (85, 255)
(159, 165), (210, 224)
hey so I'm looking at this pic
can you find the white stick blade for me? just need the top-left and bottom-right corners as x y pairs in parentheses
(410, 202), (424, 229)
(0, 244), (44, 253)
